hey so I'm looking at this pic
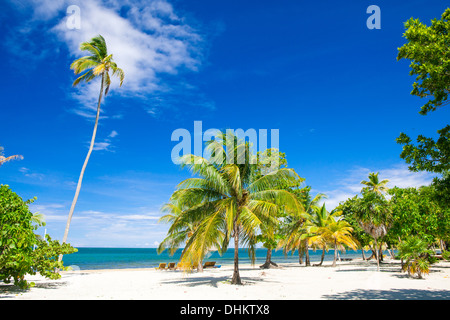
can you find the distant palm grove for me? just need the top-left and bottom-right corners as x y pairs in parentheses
(157, 131), (450, 284)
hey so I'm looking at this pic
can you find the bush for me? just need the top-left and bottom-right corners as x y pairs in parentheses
(443, 250), (450, 261)
(398, 236), (434, 279)
(0, 185), (77, 288)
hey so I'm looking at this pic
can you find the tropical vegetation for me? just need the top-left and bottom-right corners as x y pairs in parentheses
(61, 35), (125, 255)
(0, 185), (77, 289)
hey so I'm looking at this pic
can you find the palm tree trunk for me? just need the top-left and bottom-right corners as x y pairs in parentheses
(231, 224), (242, 285)
(305, 240), (310, 266)
(374, 238), (380, 271)
(260, 248), (278, 269)
(197, 261), (203, 272)
(58, 74), (105, 263)
(314, 247), (326, 266)
(332, 240), (337, 267)
(361, 247), (367, 260)
(298, 245), (303, 264)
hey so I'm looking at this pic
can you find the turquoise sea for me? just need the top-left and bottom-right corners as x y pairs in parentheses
(61, 248), (366, 270)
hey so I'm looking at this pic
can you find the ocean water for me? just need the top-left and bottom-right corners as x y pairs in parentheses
(61, 248), (367, 270)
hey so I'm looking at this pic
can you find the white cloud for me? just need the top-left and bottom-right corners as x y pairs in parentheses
(321, 163), (436, 210)
(9, 0), (206, 118)
(108, 130), (119, 138)
(91, 130), (118, 151)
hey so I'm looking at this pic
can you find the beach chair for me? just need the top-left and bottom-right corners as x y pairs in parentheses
(203, 261), (216, 268)
(168, 262), (176, 270)
(155, 263), (166, 270)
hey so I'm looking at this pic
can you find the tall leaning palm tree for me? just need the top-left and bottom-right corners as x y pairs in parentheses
(61, 35), (124, 251)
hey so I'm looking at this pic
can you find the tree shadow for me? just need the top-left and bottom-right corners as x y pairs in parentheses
(0, 280), (67, 299)
(322, 288), (450, 300)
(160, 274), (276, 288)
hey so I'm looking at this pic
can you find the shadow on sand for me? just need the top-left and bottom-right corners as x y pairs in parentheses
(322, 288), (450, 300)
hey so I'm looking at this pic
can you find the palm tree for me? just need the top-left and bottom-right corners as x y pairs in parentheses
(305, 205), (342, 266)
(166, 132), (303, 285)
(353, 188), (391, 271)
(319, 219), (359, 267)
(398, 236), (434, 279)
(360, 172), (389, 194)
(279, 192), (325, 266)
(0, 147), (23, 166)
(61, 35), (124, 252)
(158, 200), (207, 272)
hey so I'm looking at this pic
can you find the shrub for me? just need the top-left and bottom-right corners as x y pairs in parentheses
(0, 185), (77, 288)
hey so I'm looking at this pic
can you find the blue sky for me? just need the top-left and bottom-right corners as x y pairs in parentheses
(1, 0), (449, 247)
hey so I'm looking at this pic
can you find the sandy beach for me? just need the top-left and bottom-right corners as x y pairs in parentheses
(1, 259), (450, 300)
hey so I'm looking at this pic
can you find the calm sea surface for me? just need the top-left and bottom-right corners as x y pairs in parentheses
(61, 248), (366, 270)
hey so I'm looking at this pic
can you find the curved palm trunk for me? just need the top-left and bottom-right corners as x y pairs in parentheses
(298, 244), (303, 264)
(260, 248), (278, 269)
(374, 238), (380, 271)
(305, 240), (310, 266)
(361, 247), (367, 260)
(231, 224), (242, 285)
(58, 74), (105, 263)
(314, 247), (326, 266)
(197, 261), (204, 272)
(332, 240), (338, 267)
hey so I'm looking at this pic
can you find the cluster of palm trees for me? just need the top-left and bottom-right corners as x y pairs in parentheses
(280, 200), (358, 268)
(158, 132), (359, 285)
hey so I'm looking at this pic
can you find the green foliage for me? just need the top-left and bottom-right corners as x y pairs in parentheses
(398, 236), (434, 278)
(442, 250), (450, 261)
(396, 8), (450, 174)
(71, 35), (124, 95)
(160, 131), (303, 283)
(397, 8), (450, 115)
(0, 185), (77, 289)
(397, 125), (450, 174)
(389, 186), (448, 244)
(337, 197), (373, 248)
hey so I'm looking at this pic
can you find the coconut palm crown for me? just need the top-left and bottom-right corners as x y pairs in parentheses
(163, 131), (304, 284)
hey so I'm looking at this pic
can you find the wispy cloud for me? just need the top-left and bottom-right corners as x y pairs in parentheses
(320, 164), (436, 210)
(91, 130), (119, 151)
(19, 167), (45, 180)
(7, 0), (209, 119)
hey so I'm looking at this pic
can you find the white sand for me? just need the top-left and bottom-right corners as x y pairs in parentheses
(1, 259), (450, 300)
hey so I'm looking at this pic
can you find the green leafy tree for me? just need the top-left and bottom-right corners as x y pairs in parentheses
(61, 35), (124, 255)
(0, 185), (76, 289)
(396, 8), (450, 174)
(389, 186), (444, 245)
(397, 126), (450, 173)
(338, 197), (373, 260)
(397, 8), (450, 115)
